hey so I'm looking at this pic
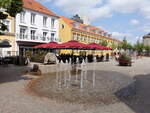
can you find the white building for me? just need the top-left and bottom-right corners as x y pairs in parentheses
(143, 33), (150, 46)
(15, 0), (59, 55)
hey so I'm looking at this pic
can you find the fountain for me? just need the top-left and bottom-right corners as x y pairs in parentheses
(31, 56), (136, 106)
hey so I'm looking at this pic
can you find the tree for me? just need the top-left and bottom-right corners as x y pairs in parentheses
(121, 38), (128, 50)
(100, 40), (108, 46)
(117, 43), (122, 50)
(0, 0), (23, 34)
(120, 37), (133, 51)
(134, 41), (144, 55)
(110, 42), (117, 50)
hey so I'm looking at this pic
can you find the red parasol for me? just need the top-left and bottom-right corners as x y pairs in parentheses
(87, 43), (106, 50)
(55, 40), (90, 49)
(33, 41), (59, 49)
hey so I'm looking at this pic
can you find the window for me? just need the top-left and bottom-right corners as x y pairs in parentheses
(71, 22), (79, 28)
(31, 13), (36, 25)
(43, 16), (47, 27)
(51, 33), (55, 41)
(31, 30), (36, 40)
(20, 11), (25, 23)
(20, 27), (26, 39)
(51, 19), (55, 28)
(73, 34), (76, 40)
(3, 20), (10, 32)
(43, 32), (47, 41)
(62, 24), (65, 29)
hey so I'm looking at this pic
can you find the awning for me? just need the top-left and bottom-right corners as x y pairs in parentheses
(0, 40), (11, 48)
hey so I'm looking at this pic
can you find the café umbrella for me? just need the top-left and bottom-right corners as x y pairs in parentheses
(55, 40), (90, 49)
(87, 43), (106, 50)
(33, 41), (59, 49)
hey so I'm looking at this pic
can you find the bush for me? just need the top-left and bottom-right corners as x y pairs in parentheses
(25, 50), (47, 63)
(119, 53), (131, 61)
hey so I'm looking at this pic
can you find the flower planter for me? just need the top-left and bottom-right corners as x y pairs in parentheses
(119, 59), (132, 66)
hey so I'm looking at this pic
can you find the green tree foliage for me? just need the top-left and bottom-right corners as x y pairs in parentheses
(110, 42), (117, 50)
(120, 38), (133, 50)
(117, 43), (122, 50)
(134, 41), (144, 53)
(99, 40), (108, 46)
(0, 0), (23, 33)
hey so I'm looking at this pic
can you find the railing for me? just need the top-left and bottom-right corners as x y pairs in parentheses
(16, 34), (58, 43)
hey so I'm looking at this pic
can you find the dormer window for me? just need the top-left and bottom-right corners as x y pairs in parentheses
(108, 34), (112, 37)
(99, 31), (102, 35)
(71, 22), (79, 28)
(91, 29), (98, 33)
(83, 26), (90, 31)
(103, 32), (107, 36)
(101, 32), (105, 36)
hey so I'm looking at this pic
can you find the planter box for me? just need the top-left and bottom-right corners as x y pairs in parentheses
(119, 59), (132, 66)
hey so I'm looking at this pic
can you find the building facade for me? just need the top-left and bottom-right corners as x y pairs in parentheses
(59, 16), (121, 55)
(0, 13), (16, 57)
(143, 33), (150, 46)
(15, 0), (59, 55)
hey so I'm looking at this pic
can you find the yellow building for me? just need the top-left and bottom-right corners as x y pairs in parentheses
(59, 16), (121, 55)
(0, 14), (16, 57)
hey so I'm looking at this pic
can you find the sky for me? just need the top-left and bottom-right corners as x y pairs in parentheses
(37, 0), (150, 44)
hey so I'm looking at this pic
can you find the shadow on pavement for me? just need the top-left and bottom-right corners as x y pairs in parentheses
(115, 73), (150, 113)
(0, 65), (32, 84)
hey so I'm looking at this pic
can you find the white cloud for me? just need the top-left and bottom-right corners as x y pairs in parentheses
(112, 32), (126, 39)
(130, 19), (139, 25)
(111, 31), (135, 43)
(140, 7), (150, 19)
(142, 25), (150, 33)
(38, 0), (150, 21)
(37, 0), (112, 20)
(107, 0), (147, 13)
(37, 0), (150, 37)
(53, 0), (112, 20)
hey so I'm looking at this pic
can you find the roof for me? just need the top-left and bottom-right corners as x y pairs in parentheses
(61, 16), (121, 42)
(23, 0), (58, 17)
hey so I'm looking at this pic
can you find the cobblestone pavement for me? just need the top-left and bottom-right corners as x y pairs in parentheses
(0, 57), (150, 113)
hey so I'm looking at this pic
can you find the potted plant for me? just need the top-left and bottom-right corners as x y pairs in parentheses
(118, 53), (132, 66)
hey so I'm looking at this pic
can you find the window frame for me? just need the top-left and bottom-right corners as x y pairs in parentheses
(51, 18), (55, 29)
(31, 13), (36, 25)
(43, 16), (47, 27)
(20, 11), (26, 23)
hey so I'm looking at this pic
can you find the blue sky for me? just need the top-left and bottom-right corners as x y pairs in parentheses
(37, 0), (150, 44)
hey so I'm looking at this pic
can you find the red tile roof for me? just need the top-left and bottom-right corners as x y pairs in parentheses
(61, 16), (121, 42)
(23, 0), (58, 17)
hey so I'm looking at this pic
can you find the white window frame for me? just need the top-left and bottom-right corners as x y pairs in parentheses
(51, 19), (55, 29)
(20, 27), (27, 39)
(31, 13), (36, 25)
(30, 30), (36, 40)
(2, 19), (11, 32)
(43, 16), (47, 27)
(20, 11), (26, 23)
(51, 33), (55, 41)
(43, 32), (47, 41)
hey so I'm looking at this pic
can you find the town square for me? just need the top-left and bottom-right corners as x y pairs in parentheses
(0, 0), (150, 113)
